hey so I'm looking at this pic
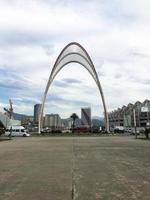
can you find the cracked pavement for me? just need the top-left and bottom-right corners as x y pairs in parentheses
(0, 136), (150, 200)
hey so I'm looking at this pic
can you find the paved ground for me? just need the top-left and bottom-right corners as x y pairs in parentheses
(0, 136), (150, 200)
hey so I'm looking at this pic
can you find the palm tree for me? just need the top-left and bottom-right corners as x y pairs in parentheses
(70, 113), (79, 133)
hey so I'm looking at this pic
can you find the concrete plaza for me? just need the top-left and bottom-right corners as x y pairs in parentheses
(0, 136), (150, 200)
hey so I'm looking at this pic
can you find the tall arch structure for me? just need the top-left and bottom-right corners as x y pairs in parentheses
(38, 42), (109, 133)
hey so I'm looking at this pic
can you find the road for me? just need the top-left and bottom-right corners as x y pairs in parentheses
(0, 136), (150, 200)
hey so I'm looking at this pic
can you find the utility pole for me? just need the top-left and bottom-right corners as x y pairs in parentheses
(133, 109), (137, 139)
(146, 101), (150, 126)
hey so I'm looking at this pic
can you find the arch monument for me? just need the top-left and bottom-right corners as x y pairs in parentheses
(38, 42), (109, 133)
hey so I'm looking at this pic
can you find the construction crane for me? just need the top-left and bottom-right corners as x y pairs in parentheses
(3, 99), (13, 139)
(9, 99), (13, 119)
(4, 99), (13, 119)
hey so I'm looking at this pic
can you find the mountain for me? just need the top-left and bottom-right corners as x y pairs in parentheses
(92, 116), (104, 121)
(62, 117), (104, 127)
(92, 116), (104, 127)
(12, 113), (28, 121)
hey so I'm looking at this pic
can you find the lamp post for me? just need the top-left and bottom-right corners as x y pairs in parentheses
(133, 109), (137, 139)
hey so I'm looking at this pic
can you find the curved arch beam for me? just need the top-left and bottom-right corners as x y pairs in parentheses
(38, 42), (109, 133)
(49, 53), (98, 83)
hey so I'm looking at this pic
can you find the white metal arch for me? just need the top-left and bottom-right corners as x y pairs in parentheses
(38, 42), (109, 133)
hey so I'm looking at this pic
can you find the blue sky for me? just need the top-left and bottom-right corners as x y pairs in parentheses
(0, 0), (150, 118)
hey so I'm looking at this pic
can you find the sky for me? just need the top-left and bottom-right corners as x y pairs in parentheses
(0, 0), (150, 118)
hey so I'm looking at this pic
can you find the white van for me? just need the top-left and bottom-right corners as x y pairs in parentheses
(5, 126), (30, 137)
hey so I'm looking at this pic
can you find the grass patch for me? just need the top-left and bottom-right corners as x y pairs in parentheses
(137, 137), (150, 141)
(0, 137), (11, 141)
(29, 132), (121, 137)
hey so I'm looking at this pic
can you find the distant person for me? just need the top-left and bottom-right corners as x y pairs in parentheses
(145, 127), (149, 139)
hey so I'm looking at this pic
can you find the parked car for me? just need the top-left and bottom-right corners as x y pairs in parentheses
(125, 128), (132, 133)
(5, 126), (30, 137)
(62, 129), (71, 133)
(114, 126), (124, 133)
(130, 130), (140, 135)
(41, 128), (51, 133)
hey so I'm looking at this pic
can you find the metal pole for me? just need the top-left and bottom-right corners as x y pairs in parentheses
(133, 109), (137, 139)
(9, 112), (12, 140)
(146, 101), (149, 125)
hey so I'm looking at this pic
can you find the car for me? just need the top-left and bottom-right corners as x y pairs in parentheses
(125, 128), (132, 133)
(5, 126), (30, 137)
(41, 128), (51, 133)
(62, 129), (71, 133)
(114, 126), (124, 133)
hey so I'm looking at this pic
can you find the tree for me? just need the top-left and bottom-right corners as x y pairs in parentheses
(70, 113), (79, 133)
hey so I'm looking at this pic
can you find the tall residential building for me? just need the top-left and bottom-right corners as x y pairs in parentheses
(34, 104), (42, 125)
(81, 107), (91, 127)
(44, 114), (62, 130)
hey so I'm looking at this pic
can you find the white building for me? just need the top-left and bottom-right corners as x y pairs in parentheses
(44, 114), (62, 130)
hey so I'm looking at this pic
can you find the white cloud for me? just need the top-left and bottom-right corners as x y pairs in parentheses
(0, 0), (150, 118)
